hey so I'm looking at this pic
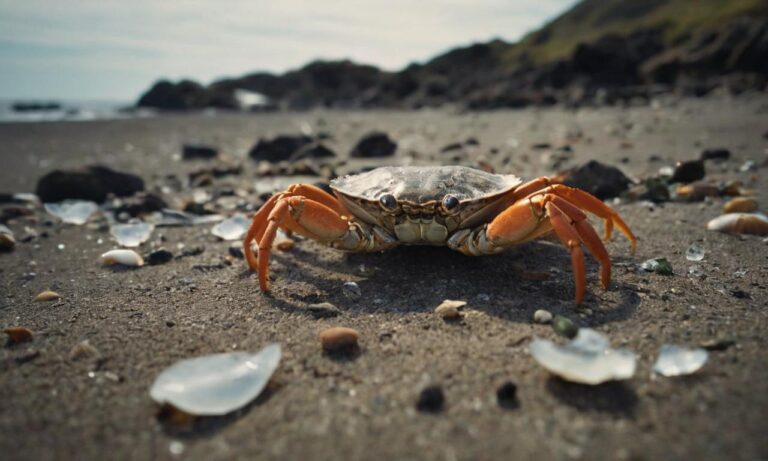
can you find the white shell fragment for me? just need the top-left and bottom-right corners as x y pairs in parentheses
(530, 328), (637, 385)
(706, 213), (768, 236)
(110, 222), (154, 247)
(211, 213), (250, 240)
(653, 344), (708, 377)
(44, 200), (99, 225)
(100, 249), (144, 267)
(150, 344), (281, 416)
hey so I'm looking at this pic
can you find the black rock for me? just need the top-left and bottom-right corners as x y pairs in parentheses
(228, 244), (244, 259)
(496, 381), (519, 409)
(36, 166), (144, 203)
(557, 160), (631, 200)
(440, 142), (464, 153)
(671, 159), (706, 183)
(249, 135), (313, 162)
(115, 192), (167, 217)
(147, 248), (173, 265)
(182, 144), (219, 160)
(416, 385), (445, 413)
(700, 148), (731, 162)
(350, 132), (397, 158)
(289, 143), (337, 161)
(136, 79), (212, 110)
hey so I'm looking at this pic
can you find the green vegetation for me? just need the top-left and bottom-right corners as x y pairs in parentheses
(502, 0), (768, 67)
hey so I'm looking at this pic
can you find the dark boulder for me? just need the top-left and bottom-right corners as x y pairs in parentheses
(556, 160), (631, 200)
(136, 80), (210, 110)
(36, 166), (144, 203)
(350, 132), (397, 158)
(249, 135), (313, 162)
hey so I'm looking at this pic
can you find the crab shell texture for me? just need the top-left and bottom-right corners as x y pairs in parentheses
(330, 166), (522, 244)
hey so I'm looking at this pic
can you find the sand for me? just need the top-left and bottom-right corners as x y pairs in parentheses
(1, 96), (767, 461)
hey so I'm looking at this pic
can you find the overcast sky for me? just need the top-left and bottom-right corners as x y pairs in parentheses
(0, 0), (577, 101)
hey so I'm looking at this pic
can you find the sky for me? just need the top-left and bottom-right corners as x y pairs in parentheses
(0, 0), (578, 102)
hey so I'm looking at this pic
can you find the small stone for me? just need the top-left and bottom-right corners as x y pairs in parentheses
(350, 132), (397, 158)
(0, 224), (15, 252)
(533, 309), (553, 324)
(182, 144), (218, 160)
(416, 385), (444, 413)
(496, 381), (518, 409)
(4, 326), (33, 344)
(700, 148), (731, 162)
(275, 239), (295, 252)
(34, 290), (61, 302)
(556, 160), (631, 200)
(342, 281), (361, 300)
(147, 248), (173, 265)
(671, 159), (706, 183)
(14, 348), (40, 364)
(552, 315), (578, 339)
(739, 160), (757, 172)
(640, 258), (673, 275)
(435, 300), (466, 320)
(307, 302), (341, 319)
(723, 197), (758, 213)
(228, 244), (244, 259)
(700, 336), (736, 351)
(69, 340), (100, 361)
(685, 243), (705, 262)
(319, 327), (359, 352)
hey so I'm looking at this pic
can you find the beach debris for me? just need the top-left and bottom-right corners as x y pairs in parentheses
(147, 248), (174, 265)
(688, 265), (704, 278)
(110, 222), (154, 247)
(34, 290), (61, 302)
(350, 131), (397, 158)
(114, 192), (167, 217)
(149, 344), (281, 416)
(641, 257), (673, 275)
(44, 200), (98, 225)
(533, 309), (553, 324)
(496, 381), (518, 409)
(342, 281), (362, 300)
(4, 326), (33, 344)
(670, 159), (705, 183)
(0, 224), (15, 251)
(685, 242), (705, 262)
(319, 327), (359, 352)
(249, 135), (312, 162)
(36, 166), (144, 203)
(675, 182), (720, 201)
(700, 336), (736, 351)
(211, 214), (250, 240)
(306, 302), (341, 319)
(554, 160), (631, 200)
(416, 385), (445, 413)
(723, 197), (758, 213)
(706, 213), (768, 236)
(101, 249), (144, 267)
(552, 315), (578, 338)
(182, 144), (219, 160)
(739, 160), (757, 172)
(530, 328), (637, 385)
(434, 300), (466, 320)
(700, 148), (731, 162)
(653, 344), (708, 377)
(69, 339), (100, 361)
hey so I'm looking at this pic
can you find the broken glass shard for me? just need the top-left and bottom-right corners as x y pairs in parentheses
(211, 214), (250, 240)
(150, 344), (281, 416)
(653, 344), (708, 377)
(685, 242), (705, 261)
(44, 200), (98, 225)
(110, 222), (154, 247)
(530, 328), (637, 385)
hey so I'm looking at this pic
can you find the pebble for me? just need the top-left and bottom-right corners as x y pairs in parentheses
(700, 148), (731, 161)
(34, 290), (61, 302)
(4, 326), (33, 344)
(671, 159), (706, 183)
(228, 244), (244, 259)
(723, 197), (758, 213)
(416, 385), (444, 413)
(342, 281), (361, 300)
(552, 315), (578, 338)
(275, 238), (295, 252)
(307, 302), (341, 319)
(319, 327), (359, 352)
(147, 248), (173, 265)
(640, 258), (673, 275)
(69, 340), (100, 361)
(533, 309), (553, 324)
(496, 381), (518, 409)
(434, 299), (466, 320)
(0, 224), (15, 251)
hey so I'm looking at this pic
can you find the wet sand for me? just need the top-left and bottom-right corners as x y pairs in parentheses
(1, 96), (767, 460)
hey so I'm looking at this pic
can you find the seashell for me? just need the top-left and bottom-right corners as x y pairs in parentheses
(653, 344), (708, 377)
(150, 344), (281, 416)
(4, 326), (34, 344)
(0, 224), (15, 251)
(706, 213), (768, 236)
(34, 290), (61, 302)
(44, 200), (98, 225)
(723, 197), (758, 213)
(101, 249), (144, 267)
(434, 299), (466, 320)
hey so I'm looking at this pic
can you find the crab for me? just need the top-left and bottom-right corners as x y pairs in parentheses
(244, 166), (636, 304)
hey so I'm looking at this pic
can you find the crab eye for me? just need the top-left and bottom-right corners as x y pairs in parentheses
(379, 194), (397, 210)
(442, 194), (459, 211)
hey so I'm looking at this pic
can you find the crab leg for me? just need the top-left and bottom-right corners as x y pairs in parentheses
(545, 201), (587, 304)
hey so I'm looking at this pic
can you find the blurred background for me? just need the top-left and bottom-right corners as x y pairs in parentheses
(2, 0), (767, 120)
